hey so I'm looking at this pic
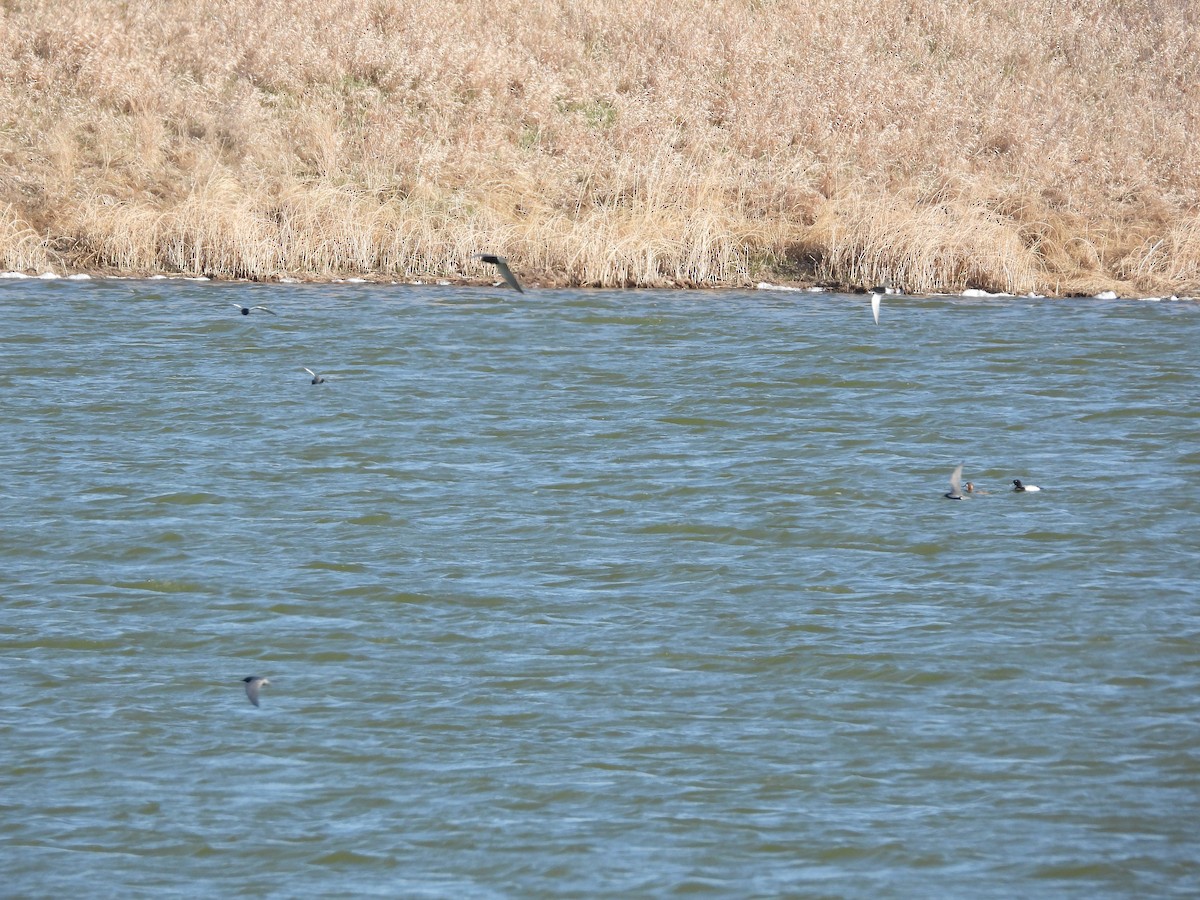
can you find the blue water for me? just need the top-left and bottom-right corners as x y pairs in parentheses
(1, 278), (1198, 897)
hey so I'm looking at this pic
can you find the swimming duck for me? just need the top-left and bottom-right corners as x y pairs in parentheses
(1012, 479), (1041, 492)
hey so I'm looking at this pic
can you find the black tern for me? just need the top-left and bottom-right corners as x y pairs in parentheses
(302, 367), (327, 384)
(232, 302), (276, 316)
(243, 675), (270, 707)
(869, 288), (883, 325)
(476, 254), (524, 293)
(1012, 479), (1041, 492)
(944, 462), (965, 500)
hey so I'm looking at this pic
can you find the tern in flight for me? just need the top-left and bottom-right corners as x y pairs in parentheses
(476, 254), (524, 293)
(868, 283), (892, 325)
(302, 367), (327, 384)
(242, 675), (270, 707)
(232, 303), (276, 316)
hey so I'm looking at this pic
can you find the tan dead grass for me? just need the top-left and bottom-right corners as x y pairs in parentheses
(1, 204), (51, 271)
(1, 0), (1198, 294)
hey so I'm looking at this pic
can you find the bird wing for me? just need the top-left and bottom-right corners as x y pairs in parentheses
(493, 259), (524, 293)
(252, 306), (277, 314)
(476, 254), (524, 293)
(230, 302), (246, 310)
(245, 681), (260, 706)
(303, 367), (316, 378)
(871, 292), (881, 325)
(949, 462), (963, 497)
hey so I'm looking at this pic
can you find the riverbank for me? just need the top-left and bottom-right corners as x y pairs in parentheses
(2, 0), (1198, 296)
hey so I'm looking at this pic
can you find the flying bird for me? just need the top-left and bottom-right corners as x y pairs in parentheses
(1012, 479), (1041, 492)
(302, 367), (327, 384)
(476, 254), (524, 293)
(232, 302), (276, 316)
(870, 288), (883, 325)
(944, 462), (965, 500)
(242, 675), (270, 707)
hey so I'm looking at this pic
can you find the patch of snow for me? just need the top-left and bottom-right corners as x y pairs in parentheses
(1, 271), (31, 279)
(1093, 290), (1119, 299)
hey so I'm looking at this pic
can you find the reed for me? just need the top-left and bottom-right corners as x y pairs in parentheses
(1, 204), (50, 272)
(2, 0), (1197, 295)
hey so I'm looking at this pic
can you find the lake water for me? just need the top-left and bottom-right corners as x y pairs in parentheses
(1, 278), (1198, 897)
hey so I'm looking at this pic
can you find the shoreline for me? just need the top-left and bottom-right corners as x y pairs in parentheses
(2, 268), (1193, 302)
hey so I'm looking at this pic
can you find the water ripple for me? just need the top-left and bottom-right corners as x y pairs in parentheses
(1, 281), (1198, 897)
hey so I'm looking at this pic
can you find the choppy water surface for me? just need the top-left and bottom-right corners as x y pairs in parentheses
(1, 279), (1198, 897)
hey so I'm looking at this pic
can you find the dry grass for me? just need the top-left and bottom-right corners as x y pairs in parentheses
(1, 203), (50, 271)
(1, 0), (1198, 294)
